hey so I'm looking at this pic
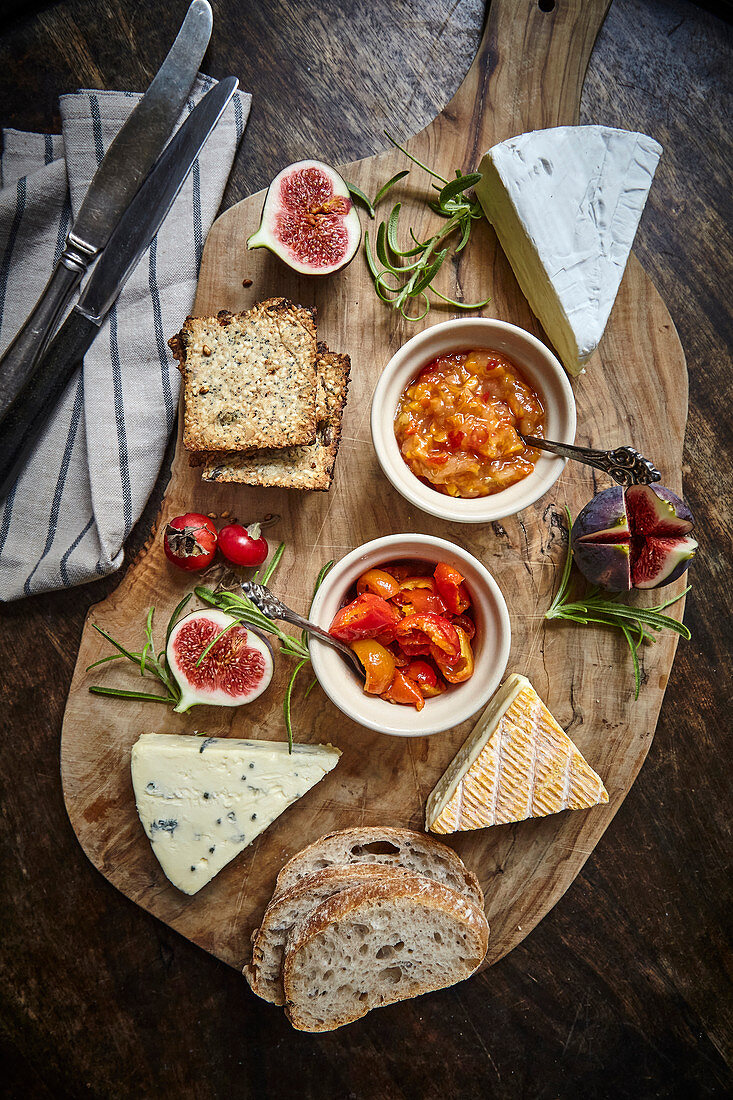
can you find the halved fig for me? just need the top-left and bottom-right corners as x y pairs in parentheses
(167, 609), (274, 713)
(571, 484), (696, 591)
(247, 159), (361, 275)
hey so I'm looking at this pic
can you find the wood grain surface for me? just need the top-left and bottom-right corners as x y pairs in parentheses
(2, 1), (731, 1097)
(60, 0), (692, 976)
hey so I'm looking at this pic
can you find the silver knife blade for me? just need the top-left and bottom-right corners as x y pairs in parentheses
(71, 0), (213, 253)
(0, 0), (212, 413)
(75, 76), (238, 325)
(0, 75), (239, 500)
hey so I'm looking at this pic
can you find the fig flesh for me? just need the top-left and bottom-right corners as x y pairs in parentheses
(167, 609), (274, 713)
(247, 159), (361, 275)
(571, 484), (696, 591)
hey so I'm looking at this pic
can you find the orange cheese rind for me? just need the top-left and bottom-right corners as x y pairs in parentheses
(426, 674), (608, 834)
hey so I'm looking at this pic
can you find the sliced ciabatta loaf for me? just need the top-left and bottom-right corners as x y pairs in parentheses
(282, 875), (490, 1032)
(245, 864), (424, 1005)
(273, 826), (483, 906)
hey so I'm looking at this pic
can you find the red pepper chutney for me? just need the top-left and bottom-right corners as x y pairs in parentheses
(393, 348), (545, 498)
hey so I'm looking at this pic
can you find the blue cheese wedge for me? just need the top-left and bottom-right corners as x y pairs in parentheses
(475, 126), (662, 375)
(131, 734), (341, 895)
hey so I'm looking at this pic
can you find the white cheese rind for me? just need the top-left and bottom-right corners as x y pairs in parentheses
(475, 126), (662, 375)
(131, 734), (341, 895)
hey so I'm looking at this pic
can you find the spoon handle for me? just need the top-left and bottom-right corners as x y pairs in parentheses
(520, 435), (661, 487)
(240, 580), (364, 677)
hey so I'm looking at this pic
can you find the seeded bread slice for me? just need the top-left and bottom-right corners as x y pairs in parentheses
(201, 344), (350, 490)
(282, 875), (490, 1032)
(245, 863), (425, 1005)
(169, 297), (318, 453)
(273, 825), (483, 906)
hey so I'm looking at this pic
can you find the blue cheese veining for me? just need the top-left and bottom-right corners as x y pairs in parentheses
(131, 734), (341, 895)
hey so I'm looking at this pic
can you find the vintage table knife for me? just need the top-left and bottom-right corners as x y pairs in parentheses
(0, 75), (238, 503)
(0, 0), (213, 417)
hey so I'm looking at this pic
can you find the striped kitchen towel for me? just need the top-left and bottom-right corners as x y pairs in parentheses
(0, 75), (251, 601)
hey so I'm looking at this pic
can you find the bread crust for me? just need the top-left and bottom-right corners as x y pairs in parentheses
(282, 875), (490, 1032)
(245, 863), (424, 1005)
(273, 825), (483, 906)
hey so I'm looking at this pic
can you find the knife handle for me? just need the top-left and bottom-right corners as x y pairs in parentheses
(0, 310), (98, 503)
(0, 234), (97, 419)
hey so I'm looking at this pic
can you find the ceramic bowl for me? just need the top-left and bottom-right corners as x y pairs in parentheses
(309, 533), (511, 737)
(370, 317), (576, 524)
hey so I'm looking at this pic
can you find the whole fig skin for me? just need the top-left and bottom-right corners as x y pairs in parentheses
(571, 485), (629, 544)
(571, 534), (632, 591)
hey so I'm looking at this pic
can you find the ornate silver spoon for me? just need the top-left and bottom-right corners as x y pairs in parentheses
(519, 435), (661, 487)
(241, 580), (365, 679)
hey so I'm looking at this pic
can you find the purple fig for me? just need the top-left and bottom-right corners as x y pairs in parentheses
(572, 483), (696, 591)
(572, 538), (632, 592)
(571, 485), (630, 544)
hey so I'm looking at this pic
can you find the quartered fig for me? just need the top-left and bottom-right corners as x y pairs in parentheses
(247, 159), (361, 275)
(571, 484), (697, 591)
(167, 609), (274, 713)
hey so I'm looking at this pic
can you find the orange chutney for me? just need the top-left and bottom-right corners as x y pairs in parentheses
(394, 349), (545, 498)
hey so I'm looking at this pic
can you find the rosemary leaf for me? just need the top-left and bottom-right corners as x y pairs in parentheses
(438, 173), (482, 204)
(373, 170), (409, 207)
(346, 181), (375, 218)
(89, 686), (173, 704)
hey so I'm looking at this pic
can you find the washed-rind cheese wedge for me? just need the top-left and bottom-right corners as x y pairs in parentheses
(475, 126), (662, 375)
(131, 734), (341, 895)
(426, 674), (608, 833)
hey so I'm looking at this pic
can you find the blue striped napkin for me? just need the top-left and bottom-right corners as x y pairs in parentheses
(0, 75), (251, 601)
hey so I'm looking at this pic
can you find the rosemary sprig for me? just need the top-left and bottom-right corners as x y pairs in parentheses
(359, 133), (490, 320)
(87, 600), (189, 706)
(545, 509), (692, 698)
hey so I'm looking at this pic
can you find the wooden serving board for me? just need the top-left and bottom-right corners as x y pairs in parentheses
(61, 0), (689, 972)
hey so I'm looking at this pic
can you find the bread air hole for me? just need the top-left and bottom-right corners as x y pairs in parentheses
(351, 841), (400, 857)
(380, 966), (403, 984)
(433, 932), (442, 943)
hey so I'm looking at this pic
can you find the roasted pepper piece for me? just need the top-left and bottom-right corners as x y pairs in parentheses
(356, 568), (400, 600)
(395, 612), (460, 658)
(405, 659), (445, 698)
(329, 593), (402, 643)
(350, 638), (396, 695)
(381, 669), (424, 711)
(430, 625), (474, 683)
(434, 562), (471, 615)
(394, 577), (447, 617)
(451, 613), (476, 639)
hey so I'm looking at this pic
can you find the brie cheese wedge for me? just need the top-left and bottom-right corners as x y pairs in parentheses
(475, 126), (662, 375)
(131, 734), (341, 895)
(426, 674), (608, 833)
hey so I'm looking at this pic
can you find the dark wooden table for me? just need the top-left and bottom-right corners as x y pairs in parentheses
(1, 1), (731, 1096)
